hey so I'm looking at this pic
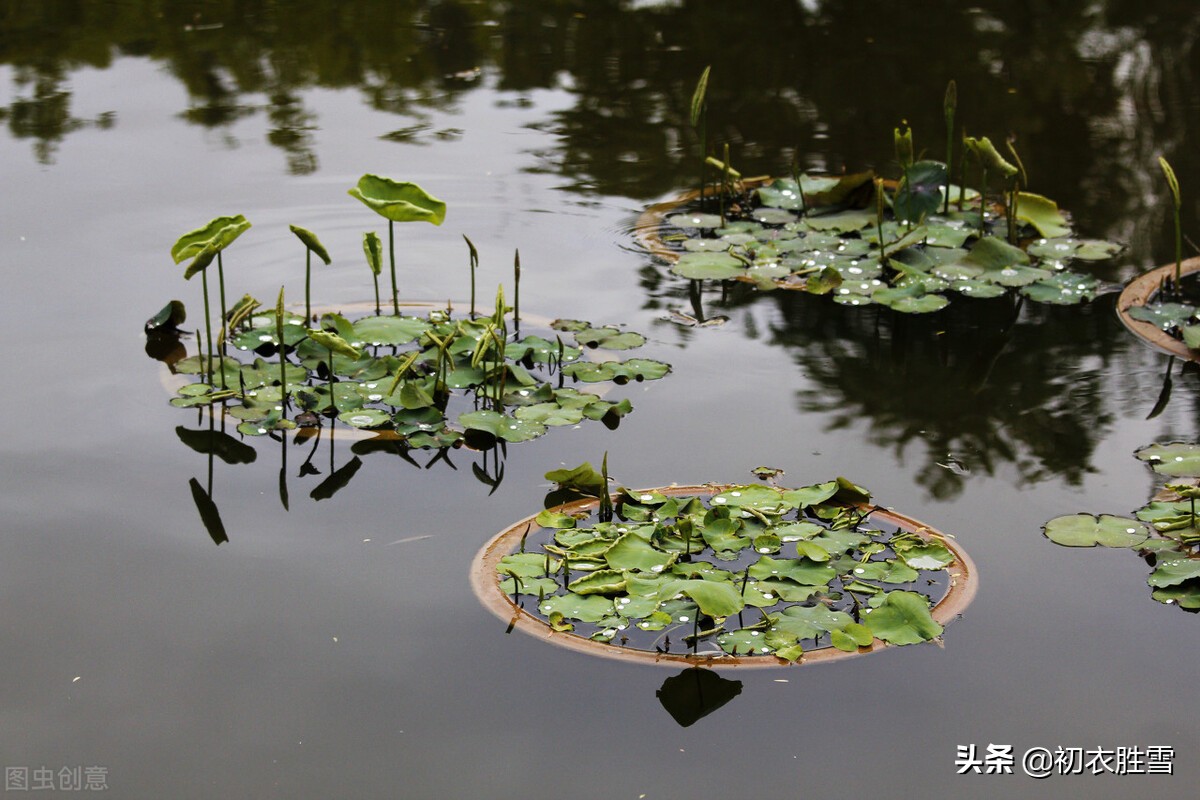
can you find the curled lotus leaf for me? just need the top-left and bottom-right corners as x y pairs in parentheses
(535, 509), (577, 529)
(568, 569), (627, 596)
(893, 161), (948, 223)
(306, 329), (361, 360)
(348, 175), (446, 225)
(894, 541), (955, 569)
(289, 224), (332, 264)
(1015, 192), (1071, 239)
(1042, 514), (1149, 548)
(862, 590), (942, 644)
(1135, 442), (1200, 477)
(171, 214), (251, 264)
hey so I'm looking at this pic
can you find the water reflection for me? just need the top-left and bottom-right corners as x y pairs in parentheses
(656, 667), (743, 728)
(2, 0), (1197, 245)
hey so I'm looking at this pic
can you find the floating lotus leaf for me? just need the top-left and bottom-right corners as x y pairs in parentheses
(793, 541), (830, 562)
(667, 212), (725, 229)
(562, 358), (671, 384)
(232, 322), (307, 351)
(1071, 239), (1124, 260)
(459, 410), (546, 443)
(1181, 325), (1200, 350)
(804, 265), (843, 295)
(718, 628), (773, 656)
(984, 265), (1052, 288)
(716, 221), (762, 235)
(752, 207), (797, 225)
(348, 175), (446, 225)
(877, 286), (949, 314)
(1151, 584), (1200, 609)
(933, 263), (984, 282)
(350, 315), (431, 346)
(500, 575), (559, 597)
(672, 251), (746, 280)
(781, 482), (838, 509)
(922, 222), (973, 249)
(539, 593), (614, 622)
(755, 179), (805, 210)
(808, 528), (872, 555)
(950, 280), (1007, 298)
(699, 518), (751, 558)
(658, 579), (744, 617)
(1043, 514), (1149, 548)
(498, 552), (559, 579)
(1147, 558), (1200, 588)
(830, 623), (875, 652)
(146, 299), (186, 331)
(766, 604), (855, 644)
(847, 560), (920, 583)
(341, 408), (394, 429)
(568, 569), (627, 596)
(803, 209), (873, 233)
(1135, 442), (1200, 477)
(515, 403), (584, 427)
(963, 236), (1030, 270)
(752, 533), (782, 555)
(1015, 192), (1071, 238)
(862, 590), (942, 644)
(748, 556), (836, 587)
(710, 485), (787, 513)
(832, 294), (873, 307)
(574, 326), (646, 350)
(681, 237), (732, 252)
(1020, 271), (1099, 304)
(605, 533), (677, 573)
(894, 541), (956, 569)
(1127, 302), (1197, 331)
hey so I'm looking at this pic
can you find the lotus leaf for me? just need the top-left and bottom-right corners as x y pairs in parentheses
(573, 326), (646, 351)
(515, 403), (584, 427)
(1135, 442), (1200, 477)
(681, 238), (733, 252)
(1151, 584), (1200, 609)
(894, 161), (948, 223)
(1020, 271), (1099, 304)
(808, 528), (872, 555)
(348, 175), (446, 225)
(749, 556), (837, 587)
(605, 533), (677, 573)
(985, 265), (1052, 287)
(1182, 325), (1200, 350)
(500, 575), (559, 597)
(847, 560), (920, 583)
(894, 542), (955, 569)
(1015, 192), (1071, 238)
(1147, 558), (1200, 588)
(341, 408), (393, 429)
(289, 225), (332, 264)
(147, 299), (187, 331)
(672, 251), (746, 280)
(718, 628), (774, 656)
(539, 594), (614, 623)
(307, 329), (361, 360)
(766, 604), (855, 646)
(803, 209), (873, 233)
(171, 214), (251, 264)
(782, 482), (839, 508)
(562, 358), (671, 384)
(922, 222), (973, 249)
(950, 280), (1007, 298)
(657, 579), (744, 618)
(459, 410), (546, 442)
(667, 212), (724, 229)
(862, 590), (942, 644)
(1127, 303), (1197, 331)
(710, 485), (787, 513)
(963, 237), (1030, 270)
(752, 207), (797, 225)
(568, 569), (627, 596)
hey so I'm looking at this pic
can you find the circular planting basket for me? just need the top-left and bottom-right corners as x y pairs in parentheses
(1117, 256), (1200, 361)
(471, 484), (978, 669)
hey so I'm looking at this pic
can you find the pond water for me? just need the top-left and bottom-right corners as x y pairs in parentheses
(2, 2), (1198, 797)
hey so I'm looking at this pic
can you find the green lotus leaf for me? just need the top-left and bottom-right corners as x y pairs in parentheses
(803, 209), (873, 233)
(718, 628), (774, 656)
(1020, 271), (1099, 304)
(182, 241), (220, 279)
(862, 590), (942, 644)
(750, 533), (782, 555)
(894, 161), (947, 223)
(146, 299), (186, 331)
(808, 528), (872, 555)
(498, 552), (559, 579)
(306, 329), (361, 359)
(658, 579), (744, 617)
(1181, 325), (1200, 350)
(604, 533), (676, 573)
(830, 622), (875, 652)
(885, 291), (949, 314)
(749, 556), (837, 586)
(672, 251), (747, 280)
(1147, 558), (1200, 588)
(804, 265), (843, 295)
(289, 224), (332, 264)
(1151, 583), (1200, 609)
(392, 407), (447, 435)
(568, 569), (627, 596)
(922, 222), (973, 249)
(562, 358), (671, 384)
(362, 231), (383, 276)
(894, 542), (955, 569)
(341, 408), (394, 429)
(756, 178), (805, 210)
(1027, 237), (1080, 261)
(1015, 192), (1071, 238)
(752, 207), (797, 225)
(832, 293), (874, 307)
(766, 604), (855, 644)
(1127, 303), (1197, 331)
(848, 560), (920, 583)
(753, 580), (823, 603)
(1071, 239), (1124, 261)
(710, 485), (787, 513)
(782, 481), (839, 508)
(964, 136), (1018, 177)
(982, 265), (1052, 287)
(171, 214), (251, 264)
(793, 541), (830, 562)
(499, 575), (559, 597)
(950, 279), (1007, 298)
(933, 263), (984, 282)
(699, 518), (751, 558)
(715, 220), (762, 235)
(535, 509), (577, 530)
(348, 175), (446, 225)
(350, 315), (431, 346)
(574, 326), (646, 351)
(458, 410), (546, 442)
(667, 212), (724, 229)
(1135, 442), (1200, 477)
(514, 403), (584, 427)
(681, 237), (733, 252)
(539, 593), (614, 623)
(299, 382), (366, 415)
(963, 236), (1030, 270)
(505, 335), (582, 364)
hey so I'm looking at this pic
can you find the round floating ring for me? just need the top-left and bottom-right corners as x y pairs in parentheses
(1117, 256), (1200, 361)
(471, 484), (978, 669)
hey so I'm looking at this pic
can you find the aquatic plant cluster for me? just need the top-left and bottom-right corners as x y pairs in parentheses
(157, 175), (669, 447)
(648, 74), (1124, 313)
(497, 473), (955, 662)
(1044, 442), (1200, 610)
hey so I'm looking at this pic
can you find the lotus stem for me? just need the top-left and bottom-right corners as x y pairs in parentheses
(201, 268), (215, 385)
(389, 219), (399, 315)
(305, 248), (313, 324)
(216, 251), (228, 388)
(943, 80), (956, 215)
(979, 166), (988, 237)
(875, 178), (887, 267)
(372, 273), (381, 317)
(463, 235), (478, 319)
(513, 249), (521, 334)
(275, 286), (288, 411)
(957, 129), (967, 211)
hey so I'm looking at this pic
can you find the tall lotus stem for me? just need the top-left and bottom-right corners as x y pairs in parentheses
(1006, 138), (1028, 245)
(690, 65), (711, 209)
(599, 452), (613, 523)
(513, 249), (521, 334)
(464, 235), (479, 318)
(304, 248), (313, 323)
(1160, 156), (1183, 287)
(943, 80), (956, 215)
(216, 250), (229, 376)
(388, 220), (398, 315)
(874, 178), (887, 267)
(202, 268), (215, 385)
(275, 286), (288, 410)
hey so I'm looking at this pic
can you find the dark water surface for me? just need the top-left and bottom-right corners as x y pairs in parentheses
(2, 2), (1199, 798)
